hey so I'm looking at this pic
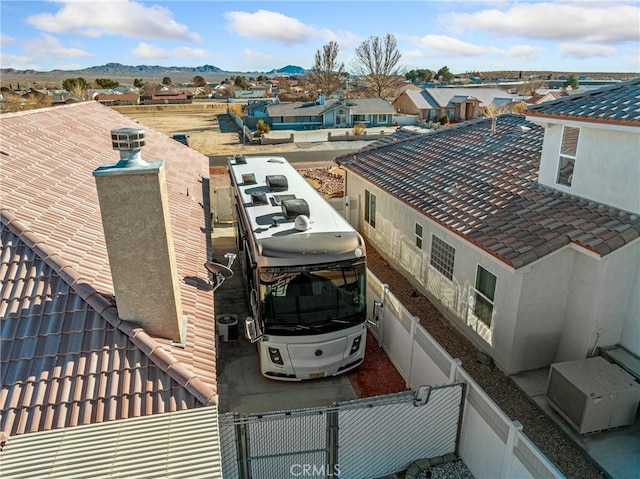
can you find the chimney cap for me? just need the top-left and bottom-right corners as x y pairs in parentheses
(111, 127), (145, 152)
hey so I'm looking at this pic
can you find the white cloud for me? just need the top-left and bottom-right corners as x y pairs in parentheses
(506, 45), (541, 61)
(173, 47), (211, 59)
(23, 34), (94, 58)
(132, 42), (169, 59)
(560, 43), (616, 59)
(443, 2), (640, 44)
(412, 35), (488, 56)
(224, 9), (359, 48)
(132, 43), (217, 61)
(27, 0), (201, 42)
(0, 53), (35, 69)
(1, 34), (16, 45)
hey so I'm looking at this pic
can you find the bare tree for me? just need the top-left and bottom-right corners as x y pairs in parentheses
(307, 41), (344, 96)
(352, 34), (403, 98)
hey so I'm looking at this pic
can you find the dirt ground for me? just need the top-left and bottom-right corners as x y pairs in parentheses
(115, 103), (299, 157)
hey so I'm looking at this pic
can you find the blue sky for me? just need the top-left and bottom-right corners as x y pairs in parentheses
(1, 0), (638, 74)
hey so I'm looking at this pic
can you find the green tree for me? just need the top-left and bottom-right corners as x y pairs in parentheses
(192, 75), (207, 88)
(62, 77), (87, 92)
(133, 78), (145, 88)
(233, 76), (248, 89)
(436, 66), (455, 83)
(352, 33), (403, 98)
(564, 74), (579, 89)
(162, 76), (172, 86)
(405, 69), (434, 84)
(307, 41), (344, 96)
(94, 78), (119, 89)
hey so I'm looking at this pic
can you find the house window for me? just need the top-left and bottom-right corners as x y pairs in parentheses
(474, 266), (497, 326)
(557, 126), (579, 187)
(430, 235), (455, 281)
(364, 190), (376, 228)
(415, 223), (423, 249)
(377, 114), (388, 123)
(336, 109), (347, 124)
(353, 114), (367, 122)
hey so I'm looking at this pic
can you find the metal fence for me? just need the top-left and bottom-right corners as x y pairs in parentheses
(219, 383), (465, 479)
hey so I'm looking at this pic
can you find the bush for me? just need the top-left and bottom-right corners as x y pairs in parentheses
(439, 115), (450, 125)
(256, 119), (271, 136)
(353, 123), (366, 136)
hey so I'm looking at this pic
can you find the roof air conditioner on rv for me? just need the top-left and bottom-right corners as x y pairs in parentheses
(546, 356), (640, 434)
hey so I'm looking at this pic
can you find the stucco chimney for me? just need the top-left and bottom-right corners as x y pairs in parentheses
(92, 127), (184, 342)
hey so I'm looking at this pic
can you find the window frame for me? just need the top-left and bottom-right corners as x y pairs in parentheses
(473, 265), (497, 327)
(364, 190), (376, 228)
(429, 234), (455, 281)
(556, 126), (580, 187)
(415, 223), (423, 250)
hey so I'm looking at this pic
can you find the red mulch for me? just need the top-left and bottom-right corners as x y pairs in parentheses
(348, 330), (409, 397)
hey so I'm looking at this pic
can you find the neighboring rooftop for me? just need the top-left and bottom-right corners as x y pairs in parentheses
(1, 101), (217, 437)
(526, 77), (640, 125)
(336, 114), (640, 269)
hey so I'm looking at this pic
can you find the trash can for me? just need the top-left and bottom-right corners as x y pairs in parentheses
(216, 314), (239, 342)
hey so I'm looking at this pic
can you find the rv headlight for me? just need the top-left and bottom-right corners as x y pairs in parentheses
(354, 247), (363, 258)
(268, 347), (284, 365)
(350, 335), (362, 355)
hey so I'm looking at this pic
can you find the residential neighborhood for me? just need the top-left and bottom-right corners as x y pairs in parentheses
(3, 0), (640, 475)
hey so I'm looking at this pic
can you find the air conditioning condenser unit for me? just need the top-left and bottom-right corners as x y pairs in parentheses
(546, 356), (640, 434)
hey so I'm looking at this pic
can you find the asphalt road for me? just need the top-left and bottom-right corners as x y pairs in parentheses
(209, 148), (360, 167)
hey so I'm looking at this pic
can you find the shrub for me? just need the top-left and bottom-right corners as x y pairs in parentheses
(439, 115), (450, 125)
(353, 123), (366, 136)
(256, 119), (271, 135)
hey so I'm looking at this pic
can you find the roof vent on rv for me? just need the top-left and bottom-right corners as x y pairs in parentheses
(266, 175), (288, 192)
(281, 198), (310, 219)
(242, 173), (257, 185)
(251, 192), (268, 205)
(294, 215), (311, 231)
(234, 154), (247, 164)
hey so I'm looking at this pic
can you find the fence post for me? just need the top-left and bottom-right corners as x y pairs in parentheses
(406, 315), (419, 389)
(326, 408), (339, 479)
(235, 413), (251, 479)
(500, 420), (523, 478)
(378, 284), (389, 347)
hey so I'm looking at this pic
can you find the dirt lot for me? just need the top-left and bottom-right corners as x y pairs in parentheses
(114, 103), (299, 157)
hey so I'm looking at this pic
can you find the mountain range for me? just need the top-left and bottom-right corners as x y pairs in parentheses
(0, 63), (307, 84)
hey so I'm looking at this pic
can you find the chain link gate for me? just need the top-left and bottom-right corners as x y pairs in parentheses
(219, 383), (465, 479)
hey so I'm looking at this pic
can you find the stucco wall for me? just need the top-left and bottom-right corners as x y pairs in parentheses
(535, 121), (640, 213)
(347, 171), (640, 373)
(348, 175), (524, 372)
(392, 94), (420, 116)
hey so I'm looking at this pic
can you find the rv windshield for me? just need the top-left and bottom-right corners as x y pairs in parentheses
(259, 261), (366, 334)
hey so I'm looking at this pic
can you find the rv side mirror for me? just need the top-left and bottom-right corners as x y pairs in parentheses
(245, 316), (261, 343)
(367, 299), (383, 328)
(373, 299), (383, 321)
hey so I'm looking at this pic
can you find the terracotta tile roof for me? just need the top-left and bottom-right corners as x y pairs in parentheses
(336, 115), (640, 268)
(0, 101), (217, 437)
(526, 78), (640, 125)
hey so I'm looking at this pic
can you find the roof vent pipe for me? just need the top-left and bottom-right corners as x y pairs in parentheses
(111, 127), (149, 168)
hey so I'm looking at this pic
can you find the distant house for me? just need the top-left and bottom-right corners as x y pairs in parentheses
(234, 89), (268, 100)
(95, 93), (140, 106)
(260, 95), (396, 130)
(525, 91), (569, 105)
(337, 79), (640, 374)
(140, 89), (194, 104)
(392, 87), (522, 122)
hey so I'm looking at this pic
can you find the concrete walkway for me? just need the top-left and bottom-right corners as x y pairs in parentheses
(212, 224), (357, 414)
